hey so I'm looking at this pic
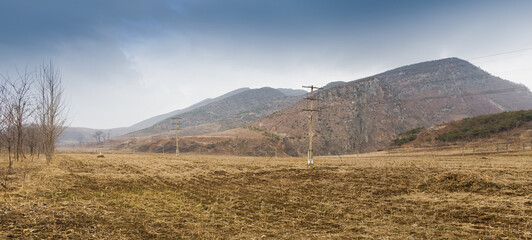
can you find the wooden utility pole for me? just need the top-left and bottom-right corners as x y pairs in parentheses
(303, 85), (322, 165)
(172, 117), (182, 156)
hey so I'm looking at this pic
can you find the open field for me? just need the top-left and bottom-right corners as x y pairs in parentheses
(1, 151), (531, 239)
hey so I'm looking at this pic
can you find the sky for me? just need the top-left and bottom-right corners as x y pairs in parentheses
(1, 0), (532, 129)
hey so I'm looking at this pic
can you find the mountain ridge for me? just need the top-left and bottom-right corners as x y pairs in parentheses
(63, 57), (532, 155)
(126, 87), (252, 131)
(125, 87), (305, 138)
(59, 87), (303, 144)
(252, 57), (532, 156)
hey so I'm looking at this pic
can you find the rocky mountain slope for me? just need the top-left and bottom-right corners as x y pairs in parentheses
(125, 88), (252, 132)
(252, 58), (532, 155)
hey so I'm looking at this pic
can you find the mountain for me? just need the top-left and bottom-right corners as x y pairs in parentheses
(127, 87), (304, 137)
(60, 127), (102, 145)
(125, 87), (251, 132)
(252, 58), (532, 156)
(58, 88), (251, 144)
(59, 127), (132, 145)
(322, 81), (347, 89)
(276, 88), (306, 96)
(60, 87), (304, 144)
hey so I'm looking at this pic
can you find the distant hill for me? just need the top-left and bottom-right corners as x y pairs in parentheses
(276, 88), (306, 96)
(125, 87), (252, 132)
(60, 127), (102, 145)
(59, 88), (252, 144)
(124, 87), (304, 137)
(253, 57), (532, 156)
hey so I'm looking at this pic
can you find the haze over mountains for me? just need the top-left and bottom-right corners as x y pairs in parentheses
(59, 88), (305, 144)
(60, 57), (532, 156)
(126, 87), (306, 138)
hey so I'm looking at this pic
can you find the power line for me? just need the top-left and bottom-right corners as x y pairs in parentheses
(321, 84), (529, 108)
(376, 87), (528, 105)
(316, 67), (530, 106)
(306, 85), (529, 155)
(466, 47), (532, 61)
(323, 61), (530, 97)
(492, 67), (532, 75)
(326, 50), (532, 91)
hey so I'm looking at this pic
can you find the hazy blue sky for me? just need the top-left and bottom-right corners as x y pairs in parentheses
(1, 0), (531, 128)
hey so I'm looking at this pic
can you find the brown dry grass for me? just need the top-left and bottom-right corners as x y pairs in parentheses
(1, 151), (531, 239)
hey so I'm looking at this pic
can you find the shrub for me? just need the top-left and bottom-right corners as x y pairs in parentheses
(436, 110), (532, 142)
(401, 127), (424, 136)
(393, 126), (423, 146)
(393, 134), (417, 146)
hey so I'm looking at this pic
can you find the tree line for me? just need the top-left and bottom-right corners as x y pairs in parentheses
(1, 61), (67, 168)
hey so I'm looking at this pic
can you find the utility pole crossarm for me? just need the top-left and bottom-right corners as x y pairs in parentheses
(304, 97), (319, 100)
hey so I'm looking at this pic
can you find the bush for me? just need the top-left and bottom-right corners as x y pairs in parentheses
(393, 127), (423, 146)
(401, 127), (424, 136)
(393, 134), (417, 146)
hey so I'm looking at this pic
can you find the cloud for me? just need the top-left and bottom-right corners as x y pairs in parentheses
(1, 0), (531, 128)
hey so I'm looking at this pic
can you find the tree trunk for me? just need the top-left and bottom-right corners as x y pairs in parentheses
(8, 146), (12, 169)
(45, 152), (52, 164)
(45, 141), (54, 164)
(30, 145), (34, 161)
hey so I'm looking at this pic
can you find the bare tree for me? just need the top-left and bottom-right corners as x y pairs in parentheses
(93, 130), (103, 143)
(1, 69), (35, 163)
(36, 61), (68, 164)
(24, 124), (41, 160)
(0, 119), (16, 168)
(76, 134), (84, 147)
(0, 88), (16, 168)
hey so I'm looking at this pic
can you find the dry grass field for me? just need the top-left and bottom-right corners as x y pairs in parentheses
(1, 151), (531, 239)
